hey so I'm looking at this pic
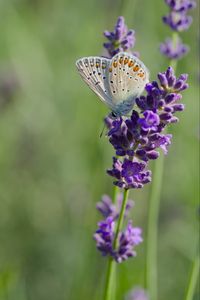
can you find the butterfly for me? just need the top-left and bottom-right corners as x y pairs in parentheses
(76, 52), (149, 117)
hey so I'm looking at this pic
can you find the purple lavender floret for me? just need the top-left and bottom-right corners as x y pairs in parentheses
(165, 0), (196, 12)
(114, 222), (143, 263)
(96, 194), (134, 219)
(160, 37), (189, 59)
(163, 11), (193, 31)
(138, 111), (160, 131)
(137, 67), (187, 124)
(107, 157), (151, 189)
(103, 16), (135, 57)
(94, 217), (115, 257)
(125, 288), (149, 300)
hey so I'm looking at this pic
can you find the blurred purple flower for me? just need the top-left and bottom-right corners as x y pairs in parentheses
(94, 217), (143, 262)
(165, 0), (196, 12)
(125, 288), (149, 300)
(96, 193), (134, 219)
(103, 16), (136, 57)
(160, 37), (189, 59)
(163, 11), (193, 31)
(115, 222), (143, 263)
(94, 217), (115, 257)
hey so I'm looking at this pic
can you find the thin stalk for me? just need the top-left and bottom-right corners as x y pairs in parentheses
(103, 258), (116, 300)
(113, 189), (129, 249)
(104, 189), (129, 300)
(185, 254), (200, 300)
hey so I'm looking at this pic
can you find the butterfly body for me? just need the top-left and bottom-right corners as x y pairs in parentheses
(76, 52), (149, 116)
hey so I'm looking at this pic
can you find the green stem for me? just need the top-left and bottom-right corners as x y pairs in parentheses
(113, 189), (129, 249)
(185, 254), (200, 300)
(104, 189), (129, 300)
(103, 258), (116, 300)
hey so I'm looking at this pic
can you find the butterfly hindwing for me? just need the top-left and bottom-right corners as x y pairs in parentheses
(108, 52), (149, 105)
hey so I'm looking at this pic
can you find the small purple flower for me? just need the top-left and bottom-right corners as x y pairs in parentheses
(115, 221), (143, 263)
(136, 67), (188, 124)
(125, 288), (149, 300)
(96, 193), (134, 219)
(165, 0), (196, 12)
(138, 110), (160, 131)
(103, 16), (136, 57)
(96, 195), (116, 218)
(160, 37), (189, 60)
(107, 158), (152, 189)
(163, 11), (193, 31)
(94, 217), (115, 257)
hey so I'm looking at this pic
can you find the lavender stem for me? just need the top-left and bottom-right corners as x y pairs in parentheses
(104, 189), (129, 300)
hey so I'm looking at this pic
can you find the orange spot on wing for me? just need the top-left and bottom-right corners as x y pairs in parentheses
(124, 58), (129, 65)
(113, 61), (118, 68)
(119, 57), (123, 64)
(138, 73), (144, 78)
(133, 65), (140, 72)
(128, 60), (134, 67)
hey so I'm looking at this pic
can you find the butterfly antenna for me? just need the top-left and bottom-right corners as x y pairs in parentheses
(99, 123), (106, 138)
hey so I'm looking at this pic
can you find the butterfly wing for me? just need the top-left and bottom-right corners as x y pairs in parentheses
(76, 52), (149, 116)
(76, 56), (115, 110)
(108, 52), (149, 114)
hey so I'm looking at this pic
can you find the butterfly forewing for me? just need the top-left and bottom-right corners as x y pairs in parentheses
(108, 52), (149, 105)
(76, 56), (114, 108)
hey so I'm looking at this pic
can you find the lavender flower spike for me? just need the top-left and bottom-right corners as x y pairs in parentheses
(103, 16), (135, 57)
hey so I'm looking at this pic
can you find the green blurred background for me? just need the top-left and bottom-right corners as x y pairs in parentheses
(0, 0), (199, 299)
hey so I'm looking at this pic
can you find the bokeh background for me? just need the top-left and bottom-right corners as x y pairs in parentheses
(0, 0), (199, 299)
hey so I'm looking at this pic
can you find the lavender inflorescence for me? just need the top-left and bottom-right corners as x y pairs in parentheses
(94, 194), (143, 263)
(106, 66), (188, 189)
(160, 0), (195, 60)
(103, 16), (137, 58)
